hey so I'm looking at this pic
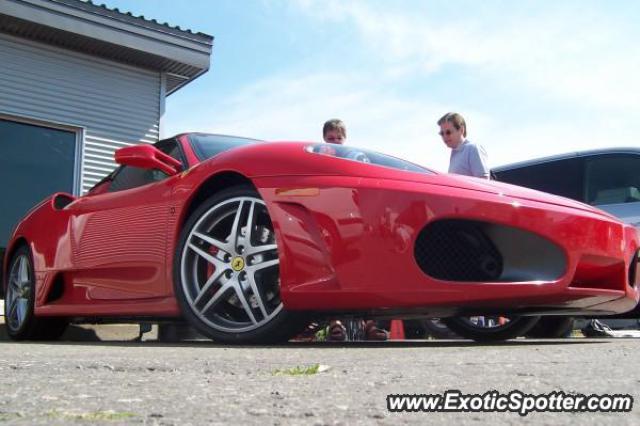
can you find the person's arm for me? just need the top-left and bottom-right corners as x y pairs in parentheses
(469, 144), (490, 179)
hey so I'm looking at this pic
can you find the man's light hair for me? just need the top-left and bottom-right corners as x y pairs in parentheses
(437, 112), (467, 137)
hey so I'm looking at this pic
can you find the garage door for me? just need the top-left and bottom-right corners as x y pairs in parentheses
(0, 117), (78, 251)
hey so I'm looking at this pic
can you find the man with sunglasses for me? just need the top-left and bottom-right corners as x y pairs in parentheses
(438, 112), (489, 179)
(437, 112), (490, 330)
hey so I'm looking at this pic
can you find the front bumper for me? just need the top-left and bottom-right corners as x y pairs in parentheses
(257, 176), (640, 317)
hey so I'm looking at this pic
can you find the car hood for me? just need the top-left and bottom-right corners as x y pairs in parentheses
(202, 141), (616, 220)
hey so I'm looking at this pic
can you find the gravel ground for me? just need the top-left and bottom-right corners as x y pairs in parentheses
(0, 335), (638, 425)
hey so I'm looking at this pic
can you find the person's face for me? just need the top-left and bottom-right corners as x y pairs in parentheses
(324, 129), (345, 144)
(439, 121), (464, 149)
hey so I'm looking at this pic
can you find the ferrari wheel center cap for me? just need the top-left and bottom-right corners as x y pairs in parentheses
(231, 256), (245, 271)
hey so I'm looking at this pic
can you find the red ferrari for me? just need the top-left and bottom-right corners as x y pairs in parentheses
(4, 133), (640, 343)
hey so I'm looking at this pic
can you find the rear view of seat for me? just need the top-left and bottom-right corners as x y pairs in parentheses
(592, 187), (640, 205)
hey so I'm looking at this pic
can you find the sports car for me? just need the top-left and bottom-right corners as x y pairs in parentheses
(4, 133), (640, 343)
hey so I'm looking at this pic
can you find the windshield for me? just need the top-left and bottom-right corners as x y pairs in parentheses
(306, 144), (432, 174)
(189, 134), (261, 160)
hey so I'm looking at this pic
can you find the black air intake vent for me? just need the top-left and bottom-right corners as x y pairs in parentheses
(415, 220), (503, 281)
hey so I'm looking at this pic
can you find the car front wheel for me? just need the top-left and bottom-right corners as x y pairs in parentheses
(174, 185), (303, 344)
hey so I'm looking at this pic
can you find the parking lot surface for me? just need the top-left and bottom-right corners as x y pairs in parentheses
(0, 330), (638, 425)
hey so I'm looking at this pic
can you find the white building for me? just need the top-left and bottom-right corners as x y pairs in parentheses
(0, 0), (212, 257)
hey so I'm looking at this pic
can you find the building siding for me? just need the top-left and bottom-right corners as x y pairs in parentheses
(0, 32), (160, 193)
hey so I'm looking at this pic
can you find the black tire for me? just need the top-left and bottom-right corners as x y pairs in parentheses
(525, 316), (575, 338)
(402, 320), (427, 339)
(420, 318), (460, 339)
(442, 316), (540, 342)
(4, 245), (67, 341)
(174, 185), (306, 344)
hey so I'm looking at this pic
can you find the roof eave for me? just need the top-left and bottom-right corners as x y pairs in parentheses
(0, 0), (212, 91)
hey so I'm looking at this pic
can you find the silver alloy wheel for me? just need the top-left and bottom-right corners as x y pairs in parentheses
(180, 196), (282, 333)
(6, 254), (31, 332)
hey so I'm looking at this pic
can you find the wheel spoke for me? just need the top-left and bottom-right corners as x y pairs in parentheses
(9, 269), (17, 285)
(245, 273), (269, 319)
(193, 268), (227, 306)
(199, 282), (233, 314)
(231, 283), (258, 325)
(245, 244), (277, 257)
(243, 201), (256, 247)
(9, 277), (21, 292)
(188, 243), (226, 269)
(16, 299), (27, 324)
(228, 200), (245, 250)
(246, 258), (279, 274)
(5, 290), (15, 307)
(191, 231), (232, 255)
(8, 299), (18, 323)
(18, 256), (29, 285)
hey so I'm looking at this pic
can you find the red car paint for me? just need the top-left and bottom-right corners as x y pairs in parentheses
(4, 135), (639, 321)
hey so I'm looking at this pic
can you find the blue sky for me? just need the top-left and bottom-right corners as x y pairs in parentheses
(106, 0), (640, 172)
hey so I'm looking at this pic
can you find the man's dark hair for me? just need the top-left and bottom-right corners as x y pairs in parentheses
(322, 119), (347, 138)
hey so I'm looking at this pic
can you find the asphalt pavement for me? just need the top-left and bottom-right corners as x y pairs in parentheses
(0, 332), (639, 425)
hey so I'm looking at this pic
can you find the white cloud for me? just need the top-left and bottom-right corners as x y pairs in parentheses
(167, 1), (640, 172)
(167, 71), (455, 171)
(293, 0), (640, 110)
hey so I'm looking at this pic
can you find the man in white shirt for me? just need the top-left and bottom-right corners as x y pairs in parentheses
(438, 112), (489, 179)
(437, 112), (491, 329)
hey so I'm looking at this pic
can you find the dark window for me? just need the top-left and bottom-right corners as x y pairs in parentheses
(0, 118), (76, 250)
(493, 158), (584, 201)
(108, 139), (183, 193)
(107, 166), (166, 193)
(307, 144), (432, 173)
(584, 155), (640, 206)
(158, 139), (183, 163)
(189, 134), (259, 161)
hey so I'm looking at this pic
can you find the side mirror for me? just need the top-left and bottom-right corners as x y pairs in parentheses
(115, 144), (182, 176)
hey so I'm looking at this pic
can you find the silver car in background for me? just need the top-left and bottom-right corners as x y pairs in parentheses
(493, 148), (640, 334)
(493, 147), (640, 228)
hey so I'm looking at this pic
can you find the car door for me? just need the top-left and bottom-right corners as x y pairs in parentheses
(493, 157), (584, 201)
(583, 153), (640, 228)
(66, 139), (184, 300)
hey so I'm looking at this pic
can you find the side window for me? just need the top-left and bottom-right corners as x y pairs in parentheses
(87, 171), (115, 195)
(494, 158), (584, 202)
(585, 155), (640, 206)
(108, 139), (183, 193)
